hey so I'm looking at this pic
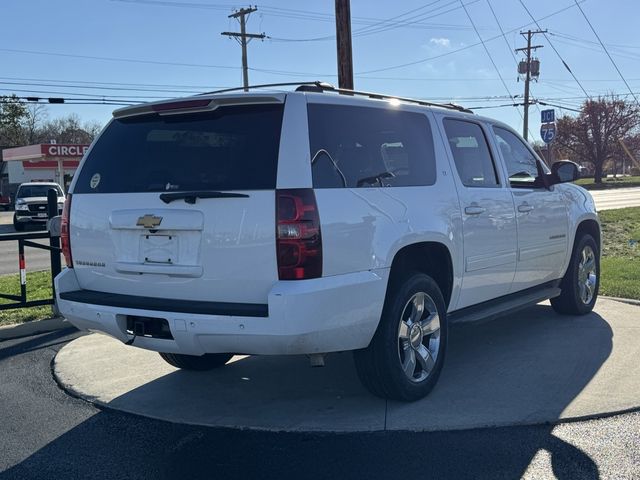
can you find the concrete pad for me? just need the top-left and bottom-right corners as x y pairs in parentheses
(54, 298), (640, 432)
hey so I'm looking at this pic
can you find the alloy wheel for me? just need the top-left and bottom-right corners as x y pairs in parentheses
(397, 292), (441, 383)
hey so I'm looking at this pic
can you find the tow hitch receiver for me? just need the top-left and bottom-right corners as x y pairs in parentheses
(125, 316), (173, 340)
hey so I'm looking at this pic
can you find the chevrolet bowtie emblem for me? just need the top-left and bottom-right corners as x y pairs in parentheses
(136, 214), (163, 229)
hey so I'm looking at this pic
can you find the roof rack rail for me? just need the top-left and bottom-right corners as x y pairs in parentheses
(199, 80), (472, 113)
(199, 81), (332, 96)
(298, 83), (472, 113)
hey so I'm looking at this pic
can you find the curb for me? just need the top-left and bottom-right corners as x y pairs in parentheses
(0, 317), (72, 341)
(600, 296), (640, 307)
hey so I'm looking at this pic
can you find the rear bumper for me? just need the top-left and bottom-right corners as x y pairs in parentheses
(55, 268), (389, 355)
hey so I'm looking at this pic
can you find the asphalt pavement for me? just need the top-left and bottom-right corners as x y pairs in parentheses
(1, 329), (639, 479)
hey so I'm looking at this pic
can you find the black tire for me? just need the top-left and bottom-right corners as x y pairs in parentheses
(158, 352), (233, 371)
(354, 273), (448, 401)
(551, 234), (599, 315)
(13, 216), (25, 232)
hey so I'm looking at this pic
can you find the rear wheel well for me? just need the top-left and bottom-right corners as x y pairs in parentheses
(387, 242), (454, 309)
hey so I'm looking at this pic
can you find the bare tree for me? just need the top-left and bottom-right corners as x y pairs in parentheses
(83, 120), (103, 140)
(555, 96), (640, 183)
(38, 114), (103, 144)
(24, 103), (48, 144)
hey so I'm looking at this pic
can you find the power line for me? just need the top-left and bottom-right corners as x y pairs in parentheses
(337, 0), (445, 38)
(459, 1), (518, 117)
(350, 0), (482, 39)
(1, 95), (136, 106)
(113, 0), (492, 37)
(517, 0), (591, 99)
(486, 0), (519, 66)
(472, 102), (526, 110)
(269, 0), (475, 42)
(0, 87), (161, 100)
(0, 47), (241, 70)
(537, 101), (581, 113)
(0, 80), (204, 95)
(357, 1), (586, 74)
(571, 0), (640, 106)
(550, 31), (640, 52)
(485, 0), (537, 140)
(549, 34), (640, 63)
(0, 76), (230, 91)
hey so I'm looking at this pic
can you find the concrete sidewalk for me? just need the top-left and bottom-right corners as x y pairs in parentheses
(54, 298), (640, 432)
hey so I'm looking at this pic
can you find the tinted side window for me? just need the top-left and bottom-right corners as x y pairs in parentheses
(493, 127), (543, 187)
(308, 104), (436, 188)
(443, 119), (499, 188)
(74, 104), (284, 194)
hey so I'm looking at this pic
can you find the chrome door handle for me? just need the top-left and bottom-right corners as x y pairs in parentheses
(518, 203), (534, 213)
(464, 205), (486, 215)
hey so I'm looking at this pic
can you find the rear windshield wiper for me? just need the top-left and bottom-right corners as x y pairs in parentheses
(159, 191), (249, 204)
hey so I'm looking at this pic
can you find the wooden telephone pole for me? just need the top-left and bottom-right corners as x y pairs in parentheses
(515, 29), (546, 141)
(335, 0), (354, 89)
(221, 7), (266, 91)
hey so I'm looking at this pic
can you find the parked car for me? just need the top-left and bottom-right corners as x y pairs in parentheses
(13, 182), (65, 231)
(55, 84), (600, 401)
(0, 192), (11, 211)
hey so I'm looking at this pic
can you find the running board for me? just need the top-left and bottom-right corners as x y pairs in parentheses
(448, 281), (562, 324)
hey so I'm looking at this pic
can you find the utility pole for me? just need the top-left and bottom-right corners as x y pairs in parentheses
(335, 0), (354, 89)
(221, 7), (266, 91)
(515, 29), (546, 141)
(619, 138), (639, 174)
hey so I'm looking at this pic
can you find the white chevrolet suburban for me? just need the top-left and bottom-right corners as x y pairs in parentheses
(55, 83), (600, 401)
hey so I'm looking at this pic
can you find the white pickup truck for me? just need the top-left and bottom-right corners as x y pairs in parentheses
(55, 83), (600, 401)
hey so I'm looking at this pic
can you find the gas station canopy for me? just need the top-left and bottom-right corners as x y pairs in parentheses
(2, 144), (89, 187)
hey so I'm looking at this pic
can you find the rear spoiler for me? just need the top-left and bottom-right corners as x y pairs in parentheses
(113, 95), (284, 119)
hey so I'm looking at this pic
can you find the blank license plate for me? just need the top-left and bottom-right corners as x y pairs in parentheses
(140, 234), (178, 264)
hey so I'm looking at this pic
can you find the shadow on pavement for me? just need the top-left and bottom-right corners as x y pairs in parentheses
(3, 304), (616, 479)
(0, 328), (76, 361)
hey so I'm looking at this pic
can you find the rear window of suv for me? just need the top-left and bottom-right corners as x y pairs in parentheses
(74, 103), (284, 194)
(308, 104), (436, 188)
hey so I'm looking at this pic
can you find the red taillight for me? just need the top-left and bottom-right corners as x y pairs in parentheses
(61, 194), (73, 268)
(276, 189), (322, 280)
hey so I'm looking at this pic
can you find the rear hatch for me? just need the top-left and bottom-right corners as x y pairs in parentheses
(69, 98), (285, 304)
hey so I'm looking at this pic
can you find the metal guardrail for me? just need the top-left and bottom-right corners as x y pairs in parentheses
(0, 189), (62, 312)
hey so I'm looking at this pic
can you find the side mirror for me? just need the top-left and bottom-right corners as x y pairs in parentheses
(550, 160), (580, 184)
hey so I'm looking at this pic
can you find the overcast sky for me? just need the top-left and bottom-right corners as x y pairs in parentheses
(2, 0), (639, 142)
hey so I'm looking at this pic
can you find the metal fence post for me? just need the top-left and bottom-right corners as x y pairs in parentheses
(18, 239), (26, 303)
(47, 189), (62, 316)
